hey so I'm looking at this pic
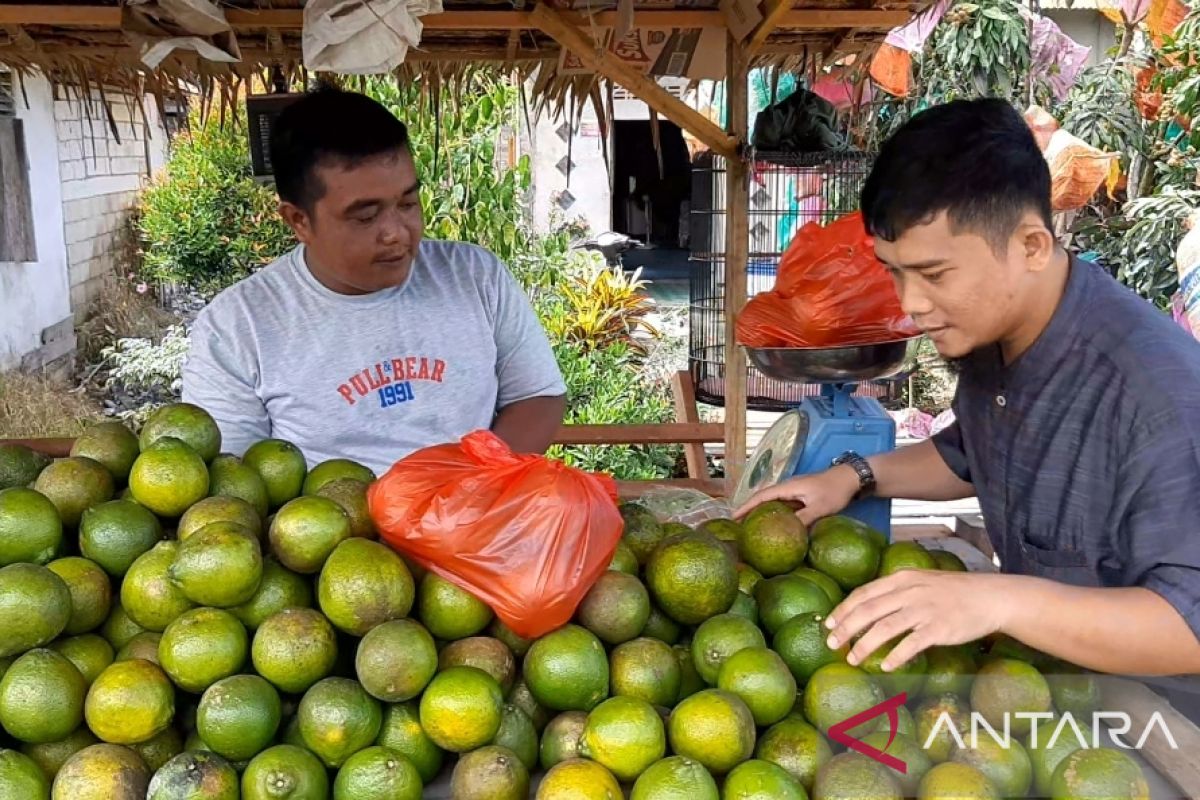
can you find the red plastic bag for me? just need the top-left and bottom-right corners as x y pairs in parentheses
(736, 212), (919, 348)
(367, 430), (623, 639)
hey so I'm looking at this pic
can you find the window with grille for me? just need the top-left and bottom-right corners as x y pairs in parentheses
(0, 72), (14, 118)
(0, 69), (37, 262)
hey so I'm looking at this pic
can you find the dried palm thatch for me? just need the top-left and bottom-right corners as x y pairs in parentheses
(0, 0), (918, 129)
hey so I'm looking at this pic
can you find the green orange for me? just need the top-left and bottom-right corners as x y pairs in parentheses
(241, 745), (328, 800)
(581, 695), (666, 782)
(47, 557), (112, 634)
(418, 666), (503, 753)
(157, 607), (248, 693)
(197, 674), (281, 762)
(375, 701), (444, 783)
(139, 403), (221, 462)
(84, 659), (174, 745)
(33, 457), (114, 529)
(524, 625), (609, 712)
(537, 758), (623, 800)
(334, 745), (422, 800)
(0, 487), (62, 566)
(242, 439), (308, 510)
(667, 689), (756, 775)
(355, 619), (438, 702)
(298, 677), (382, 767)
(610, 637), (681, 707)
(0, 649), (87, 743)
(317, 538), (414, 635)
(417, 572), (492, 640)
(630, 756), (719, 800)
(79, 500), (162, 577)
(251, 608), (337, 694)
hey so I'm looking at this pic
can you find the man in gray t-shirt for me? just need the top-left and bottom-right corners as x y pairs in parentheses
(181, 88), (565, 475)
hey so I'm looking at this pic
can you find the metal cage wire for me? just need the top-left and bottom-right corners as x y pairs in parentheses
(688, 150), (898, 411)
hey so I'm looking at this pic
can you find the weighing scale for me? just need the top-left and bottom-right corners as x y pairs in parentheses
(734, 337), (923, 539)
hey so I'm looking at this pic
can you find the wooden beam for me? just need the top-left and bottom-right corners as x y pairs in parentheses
(4, 424), (727, 457)
(15, 43), (549, 63)
(0, 5), (909, 31)
(530, 3), (738, 159)
(0, 4), (119, 27)
(671, 371), (709, 480)
(2, 438), (72, 458)
(1100, 677), (1200, 799)
(552, 423), (725, 446)
(228, 7), (909, 30)
(723, 34), (750, 493)
(617, 478), (726, 500)
(745, 0), (792, 58)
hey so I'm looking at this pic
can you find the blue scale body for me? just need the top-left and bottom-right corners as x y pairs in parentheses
(787, 384), (895, 539)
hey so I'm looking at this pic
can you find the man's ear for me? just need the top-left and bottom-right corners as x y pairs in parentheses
(1020, 217), (1057, 273)
(279, 202), (313, 244)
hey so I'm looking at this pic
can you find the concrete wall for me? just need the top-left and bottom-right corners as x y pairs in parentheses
(55, 87), (168, 321)
(1, 77), (169, 372)
(527, 78), (697, 237)
(1045, 9), (1117, 69)
(0, 73), (73, 373)
(528, 100), (612, 236)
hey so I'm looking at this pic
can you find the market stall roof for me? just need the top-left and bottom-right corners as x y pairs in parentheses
(0, 0), (926, 156)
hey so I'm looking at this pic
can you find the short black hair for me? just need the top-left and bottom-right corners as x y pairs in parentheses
(270, 86), (410, 211)
(861, 98), (1052, 251)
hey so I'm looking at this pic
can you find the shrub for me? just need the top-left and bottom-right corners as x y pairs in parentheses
(99, 326), (191, 427)
(547, 341), (679, 480)
(135, 114), (293, 295)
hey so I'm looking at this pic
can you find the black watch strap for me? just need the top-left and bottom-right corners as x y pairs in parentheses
(832, 451), (876, 497)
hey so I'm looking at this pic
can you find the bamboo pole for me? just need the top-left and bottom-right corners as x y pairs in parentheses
(723, 34), (750, 492)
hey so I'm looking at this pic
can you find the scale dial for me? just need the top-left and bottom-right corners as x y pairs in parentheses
(730, 410), (809, 510)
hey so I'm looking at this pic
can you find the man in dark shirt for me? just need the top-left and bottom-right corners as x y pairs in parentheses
(737, 98), (1200, 682)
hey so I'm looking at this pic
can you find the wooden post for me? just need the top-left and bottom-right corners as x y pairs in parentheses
(671, 370), (708, 480)
(723, 36), (750, 493)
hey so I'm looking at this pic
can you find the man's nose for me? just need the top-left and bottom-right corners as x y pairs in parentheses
(379, 213), (410, 246)
(895, 275), (934, 318)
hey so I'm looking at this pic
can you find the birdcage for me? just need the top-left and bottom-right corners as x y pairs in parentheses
(689, 150), (894, 411)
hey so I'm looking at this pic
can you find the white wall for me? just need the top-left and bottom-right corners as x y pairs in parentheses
(1045, 9), (1117, 69)
(0, 73), (72, 372)
(56, 87), (169, 319)
(527, 78), (701, 236)
(1, 76), (170, 372)
(528, 99), (612, 236)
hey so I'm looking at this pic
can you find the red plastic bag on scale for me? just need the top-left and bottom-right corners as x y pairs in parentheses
(367, 431), (623, 639)
(736, 211), (919, 348)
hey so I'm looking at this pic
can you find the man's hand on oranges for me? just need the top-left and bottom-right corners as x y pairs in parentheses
(824, 569), (1013, 671)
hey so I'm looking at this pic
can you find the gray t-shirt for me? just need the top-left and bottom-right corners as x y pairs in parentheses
(181, 240), (565, 474)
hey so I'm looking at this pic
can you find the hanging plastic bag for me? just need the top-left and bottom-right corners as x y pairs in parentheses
(368, 431), (623, 639)
(736, 212), (919, 348)
(1023, 105), (1060, 151)
(869, 43), (912, 98)
(1044, 129), (1117, 211)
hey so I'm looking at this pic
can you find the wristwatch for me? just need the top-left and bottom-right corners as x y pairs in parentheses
(831, 451), (876, 498)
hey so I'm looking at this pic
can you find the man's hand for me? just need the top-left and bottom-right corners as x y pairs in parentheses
(826, 570), (1010, 671)
(734, 465), (860, 525)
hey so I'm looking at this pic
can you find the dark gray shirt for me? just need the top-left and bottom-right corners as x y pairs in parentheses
(933, 258), (1200, 642)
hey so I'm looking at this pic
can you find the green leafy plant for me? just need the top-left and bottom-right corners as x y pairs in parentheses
(1058, 61), (1149, 171)
(544, 263), (660, 353)
(868, 0), (1037, 146)
(135, 113), (293, 295)
(366, 74), (533, 264)
(1072, 188), (1200, 302)
(547, 341), (679, 479)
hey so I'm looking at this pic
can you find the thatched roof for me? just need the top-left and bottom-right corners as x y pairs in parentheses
(0, 0), (929, 149)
